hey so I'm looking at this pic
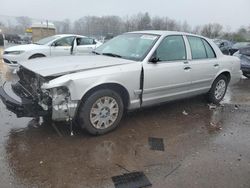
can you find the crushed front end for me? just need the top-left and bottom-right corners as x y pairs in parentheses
(0, 66), (78, 121)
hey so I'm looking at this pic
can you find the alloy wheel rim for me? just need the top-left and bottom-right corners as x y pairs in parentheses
(90, 96), (119, 129)
(214, 79), (226, 100)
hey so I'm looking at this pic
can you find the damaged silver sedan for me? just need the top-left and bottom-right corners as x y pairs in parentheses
(0, 31), (242, 135)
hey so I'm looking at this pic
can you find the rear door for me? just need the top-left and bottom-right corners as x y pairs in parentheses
(75, 37), (97, 54)
(186, 36), (219, 91)
(142, 35), (192, 106)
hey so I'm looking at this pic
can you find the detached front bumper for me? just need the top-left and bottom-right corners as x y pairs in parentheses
(0, 82), (47, 117)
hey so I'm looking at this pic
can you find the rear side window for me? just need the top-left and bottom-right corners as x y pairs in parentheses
(187, 36), (207, 59)
(156, 35), (186, 61)
(202, 39), (216, 58)
(77, 38), (96, 45)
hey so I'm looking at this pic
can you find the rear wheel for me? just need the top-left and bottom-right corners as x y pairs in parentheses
(207, 75), (228, 104)
(243, 72), (250, 79)
(78, 89), (124, 135)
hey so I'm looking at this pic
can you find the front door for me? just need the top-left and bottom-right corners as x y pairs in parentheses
(142, 35), (192, 106)
(50, 36), (75, 56)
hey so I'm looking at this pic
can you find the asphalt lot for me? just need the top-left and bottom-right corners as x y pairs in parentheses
(0, 51), (250, 188)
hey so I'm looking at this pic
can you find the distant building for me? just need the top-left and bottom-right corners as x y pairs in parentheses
(31, 22), (56, 42)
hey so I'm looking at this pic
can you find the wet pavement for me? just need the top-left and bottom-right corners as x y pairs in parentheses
(0, 56), (250, 188)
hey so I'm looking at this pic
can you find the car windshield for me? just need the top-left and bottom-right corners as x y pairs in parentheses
(34, 35), (61, 45)
(94, 33), (159, 61)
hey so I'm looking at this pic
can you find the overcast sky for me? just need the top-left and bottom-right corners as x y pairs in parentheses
(1, 0), (249, 30)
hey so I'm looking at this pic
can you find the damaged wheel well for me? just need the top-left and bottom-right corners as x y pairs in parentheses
(76, 83), (130, 116)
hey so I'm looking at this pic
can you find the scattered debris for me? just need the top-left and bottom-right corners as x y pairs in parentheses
(182, 110), (188, 116)
(208, 103), (217, 110)
(39, 161), (43, 164)
(112, 171), (152, 188)
(148, 137), (165, 151)
(209, 122), (222, 130)
(234, 104), (239, 110)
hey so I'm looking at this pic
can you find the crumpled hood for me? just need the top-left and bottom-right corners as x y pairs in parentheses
(5, 44), (47, 52)
(19, 55), (135, 77)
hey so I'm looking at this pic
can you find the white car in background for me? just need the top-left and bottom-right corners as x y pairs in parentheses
(2, 34), (102, 69)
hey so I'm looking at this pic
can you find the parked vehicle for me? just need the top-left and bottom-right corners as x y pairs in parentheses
(5, 34), (22, 44)
(0, 31), (241, 135)
(213, 39), (233, 55)
(234, 47), (250, 78)
(229, 42), (250, 55)
(2, 34), (102, 69)
(0, 34), (4, 46)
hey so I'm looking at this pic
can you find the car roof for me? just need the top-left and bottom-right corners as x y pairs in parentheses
(54, 34), (87, 38)
(128, 30), (201, 37)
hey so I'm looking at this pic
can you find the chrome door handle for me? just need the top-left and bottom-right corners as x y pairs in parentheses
(214, 64), (219, 67)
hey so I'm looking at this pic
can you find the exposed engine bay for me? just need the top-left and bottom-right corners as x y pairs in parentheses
(10, 66), (78, 121)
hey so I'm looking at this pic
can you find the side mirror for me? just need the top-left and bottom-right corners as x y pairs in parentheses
(51, 42), (57, 47)
(150, 56), (160, 63)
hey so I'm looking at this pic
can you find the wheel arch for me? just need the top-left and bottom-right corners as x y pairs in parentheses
(28, 53), (46, 59)
(213, 70), (231, 84)
(74, 82), (130, 119)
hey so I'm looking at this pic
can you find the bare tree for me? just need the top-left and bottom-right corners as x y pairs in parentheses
(152, 16), (165, 30)
(201, 23), (223, 38)
(136, 12), (152, 30)
(16, 16), (31, 30)
(181, 21), (191, 32)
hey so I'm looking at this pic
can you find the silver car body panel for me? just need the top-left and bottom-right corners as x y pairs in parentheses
(16, 31), (241, 121)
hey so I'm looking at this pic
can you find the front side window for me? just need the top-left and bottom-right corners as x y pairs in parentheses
(95, 33), (159, 61)
(155, 35), (186, 61)
(54, 36), (75, 46)
(35, 35), (61, 45)
(187, 36), (207, 59)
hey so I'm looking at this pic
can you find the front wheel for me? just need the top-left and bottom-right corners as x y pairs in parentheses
(78, 89), (124, 135)
(207, 75), (228, 104)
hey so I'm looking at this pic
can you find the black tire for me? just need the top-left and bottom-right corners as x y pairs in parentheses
(29, 54), (46, 59)
(207, 75), (228, 104)
(243, 72), (250, 79)
(78, 89), (124, 135)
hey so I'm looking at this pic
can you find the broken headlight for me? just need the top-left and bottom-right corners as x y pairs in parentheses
(51, 86), (70, 106)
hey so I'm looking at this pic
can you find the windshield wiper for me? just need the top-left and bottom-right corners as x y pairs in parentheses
(102, 53), (122, 58)
(92, 51), (100, 55)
